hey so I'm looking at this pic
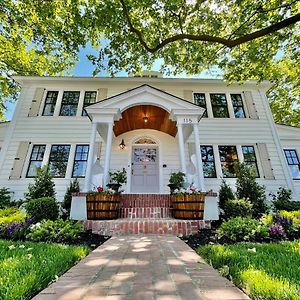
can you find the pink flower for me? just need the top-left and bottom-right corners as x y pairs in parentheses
(97, 186), (103, 193)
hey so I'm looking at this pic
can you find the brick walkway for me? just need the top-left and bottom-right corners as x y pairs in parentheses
(32, 236), (250, 300)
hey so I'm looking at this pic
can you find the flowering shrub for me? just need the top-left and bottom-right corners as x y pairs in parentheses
(88, 186), (115, 196)
(269, 224), (286, 241)
(0, 217), (34, 240)
(173, 186), (203, 195)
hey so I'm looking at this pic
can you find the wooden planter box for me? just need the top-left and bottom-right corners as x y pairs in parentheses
(86, 194), (120, 220)
(171, 193), (205, 219)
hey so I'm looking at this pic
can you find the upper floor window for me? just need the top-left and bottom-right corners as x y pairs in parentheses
(26, 145), (46, 177)
(284, 149), (300, 179)
(242, 146), (259, 177)
(210, 94), (229, 118)
(194, 93), (207, 117)
(82, 91), (97, 116)
(42, 91), (58, 116)
(60, 91), (80, 116)
(218, 146), (238, 177)
(201, 145), (216, 177)
(49, 145), (71, 177)
(72, 145), (89, 177)
(231, 94), (246, 118)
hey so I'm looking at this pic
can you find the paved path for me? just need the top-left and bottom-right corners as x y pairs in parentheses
(32, 236), (250, 300)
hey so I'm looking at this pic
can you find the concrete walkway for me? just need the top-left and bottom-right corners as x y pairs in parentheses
(32, 236), (250, 300)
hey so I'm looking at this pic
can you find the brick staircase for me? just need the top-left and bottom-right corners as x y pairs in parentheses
(83, 194), (211, 236)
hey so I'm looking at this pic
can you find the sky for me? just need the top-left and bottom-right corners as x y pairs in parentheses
(4, 46), (222, 120)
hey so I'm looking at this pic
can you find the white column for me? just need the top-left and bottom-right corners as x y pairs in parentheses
(103, 122), (114, 187)
(193, 123), (206, 192)
(177, 123), (187, 174)
(83, 122), (97, 192)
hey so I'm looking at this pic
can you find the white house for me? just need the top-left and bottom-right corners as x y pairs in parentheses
(0, 73), (299, 226)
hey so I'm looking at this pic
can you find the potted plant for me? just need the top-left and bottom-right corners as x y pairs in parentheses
(86, 186), (120, 220)
(107, 168), (127, 193)
(168, 172), (185, 194)
(172, 186), (206, 219)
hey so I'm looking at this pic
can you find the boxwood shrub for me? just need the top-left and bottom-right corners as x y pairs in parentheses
(26, 197), (58, 222)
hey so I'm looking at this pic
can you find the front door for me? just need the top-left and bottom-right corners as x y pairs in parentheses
(131, 146), (159, 193)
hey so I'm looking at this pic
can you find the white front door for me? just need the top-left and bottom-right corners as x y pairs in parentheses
(131, 146), (159, 193)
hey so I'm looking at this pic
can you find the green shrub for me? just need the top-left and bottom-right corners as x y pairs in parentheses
(223, 199), (253, 219)
(235, 162), (269, 218)
(218, 180), (235, 211)
(217, 217), (269, 243)
(62, 179), (80, 215)
(26, 166), (56, 200)
(0, 187), (11, 208)
(26, 219), (84, 243)
(271, 187), (300, 212)
(0, 207), (26, 226)
(26, 197), (58, 222)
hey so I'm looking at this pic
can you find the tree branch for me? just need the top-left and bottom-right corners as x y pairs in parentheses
(120, 0), (300, 52)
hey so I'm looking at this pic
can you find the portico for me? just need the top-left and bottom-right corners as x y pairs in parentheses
(83, 84), (206, 193)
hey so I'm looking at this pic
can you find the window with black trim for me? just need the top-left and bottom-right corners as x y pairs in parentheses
(218, 146), (238, 177)
(231, 94), (246, 118)
(201, 145), (216, 177)
(49, 145), (71, 177)
(72, 145), (89, 177)
(59, 91), (80, 116)
(42, 91), (58, 116)
(26, 145), (46, 177)
(194, 93), (207, 117)
(210, 94), (229, 118)
(284, 149), (300, 179)
(82, 91), (97, 116)
(242, 146), (259, 177)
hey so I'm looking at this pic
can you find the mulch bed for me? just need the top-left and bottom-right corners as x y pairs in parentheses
(78, 230), (110, 249)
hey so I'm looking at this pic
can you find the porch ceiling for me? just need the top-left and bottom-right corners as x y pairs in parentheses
(113, 105), (177, 137)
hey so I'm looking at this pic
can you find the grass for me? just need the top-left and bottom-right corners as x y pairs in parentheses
(0, 239), (90, 300)
(198, 241), (300, 300)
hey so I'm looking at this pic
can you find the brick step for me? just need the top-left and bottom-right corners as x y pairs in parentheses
(119, 207), (172, 219)
(119, 194), (171, 208)
(83, 218), (211, 236)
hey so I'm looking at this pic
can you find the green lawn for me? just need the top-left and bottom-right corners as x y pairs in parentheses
(0, 239), (90, 300)
(198, 241), (300, 300)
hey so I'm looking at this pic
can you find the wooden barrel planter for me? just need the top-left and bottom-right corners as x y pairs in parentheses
(86, 194), (120, 220)
(171, 193), (205, 219)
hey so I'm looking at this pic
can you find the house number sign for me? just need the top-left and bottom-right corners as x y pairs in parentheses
(183, 118), (193, 123)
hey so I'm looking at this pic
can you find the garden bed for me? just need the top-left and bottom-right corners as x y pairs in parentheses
(198, 241), (300, 300)
(0, 240), (90, 300)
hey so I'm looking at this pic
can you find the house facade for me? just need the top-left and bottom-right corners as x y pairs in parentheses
(0, 74), (300, 212)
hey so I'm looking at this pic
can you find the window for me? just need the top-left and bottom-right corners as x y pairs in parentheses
(201, 145), (216, 177)
(42, 91), (58, 116)
(49, 145), (71, 177)
(82, 91), (97, 116)
(242, 146), (259, 177)
(194, 93), (207, 117)
(72, 145), (89, 177)
(60, 91), (80, 116)
(26, 145), (46, 177)
(218, 146), (238, 177)
(210, 94), (229, 118)
(231, 94), (246, 118)
(284, 149), (300, 179)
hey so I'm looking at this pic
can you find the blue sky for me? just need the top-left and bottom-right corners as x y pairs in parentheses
(5, 46), (222, 120)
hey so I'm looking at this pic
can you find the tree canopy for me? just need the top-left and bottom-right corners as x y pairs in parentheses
(1, 0), (299, 125)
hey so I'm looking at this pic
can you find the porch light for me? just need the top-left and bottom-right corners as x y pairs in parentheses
(143, 116), (148, 123)
(119, 139), (126, 150)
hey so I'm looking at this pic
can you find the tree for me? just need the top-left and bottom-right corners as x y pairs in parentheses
(2, 0), (300, 125)
(26, 165), (56, 200)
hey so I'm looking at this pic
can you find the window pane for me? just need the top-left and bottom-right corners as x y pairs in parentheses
(219, 146), (238, 177)
(284, 150), (300, 179)
(26, 145), (46, 177)
(73, 161), (87, 177)
(72, 145), (89, 177)
(82, 91), (97, 116)
(60, 91), (80, 116)
(27, 161), (42, 177)
(42, 91), (58, 116)
(194, 93), (207, 117)
(289, 165), (300, 179)
(49, 145), (70, 177)
(231, 94), (246, 118)
(201, 145), (216, 178)
(210, 94), (229, 118)
(234, 106), (246, 118)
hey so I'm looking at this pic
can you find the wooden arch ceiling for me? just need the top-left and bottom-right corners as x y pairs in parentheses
(113, 105), (177, 137)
